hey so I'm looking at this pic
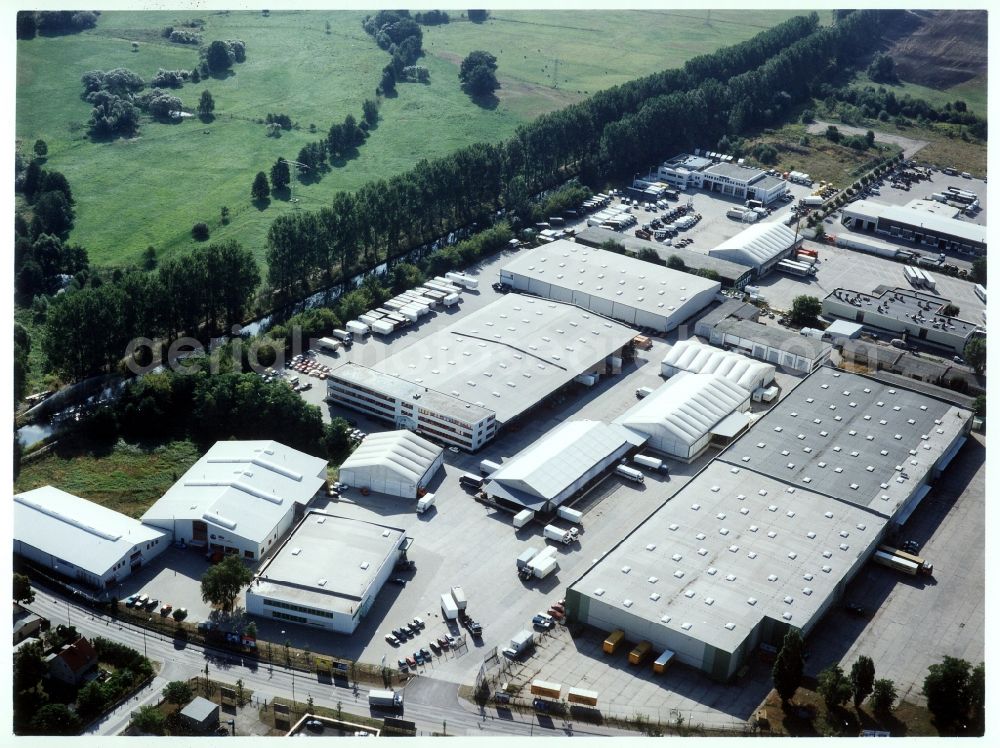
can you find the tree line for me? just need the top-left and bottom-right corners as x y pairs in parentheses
(261, 12), (891, 302)
(16, 10), (97, 39)
(41, 240), (259, 381)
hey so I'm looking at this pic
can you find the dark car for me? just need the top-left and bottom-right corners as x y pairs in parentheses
(901, 540), (920, 554)
(844, 602), (866, 617)
(419, 647), (432, 660)
(437, 636), (450, 650)
(429, 640), (441, 654)
(389, 578), (407, 586)
(413, 652), (424, 665)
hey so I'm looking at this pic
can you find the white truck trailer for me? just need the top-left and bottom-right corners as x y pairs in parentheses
(543, 524), (575, 545)
(450, 586), (467, 611)
(615, 464), (645, 483)
(513, 508), (535, 528)
(440, 593), (459, 620)
(556, 506), (583, 525)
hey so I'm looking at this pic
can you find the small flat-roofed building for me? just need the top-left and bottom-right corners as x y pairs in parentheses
(338, 430), (443, 498)
(573, 227), (754, 289)
(717, 367), (972, 526)
(566, 460), (887, 682)
(246, 511), (406, 633)
(708, 221), (800, 275)
(661, 340), (776, 392)
(14, 486), (168, 590)
(180, 696), (220, 733)
(822, 287), (982, 355)
(656, 153), (713, 189)
(710, 319), (832, 374)
(141, 441), (327, 562)
(485, 420), (644, 513)
(823, 320), (864, 342)
(840, 199), (986, 255)
(328, 295), (636, 449)
(500, 241), (720, 332)
(654, 153), (788, 203)
(615, 372), (752, 462)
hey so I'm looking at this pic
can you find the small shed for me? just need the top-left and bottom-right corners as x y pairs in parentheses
(180, 696), (220, 733)
(824, 319), (864, 341)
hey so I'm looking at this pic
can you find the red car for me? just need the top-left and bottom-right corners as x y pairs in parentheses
(405, 656), (417, 668)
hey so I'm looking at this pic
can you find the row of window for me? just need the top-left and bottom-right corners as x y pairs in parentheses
(263, 597), (334, 619)
(270, 610), (308, 624)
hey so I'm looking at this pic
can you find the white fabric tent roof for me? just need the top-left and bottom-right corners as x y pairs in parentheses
(340, 430), (443, 485)
(708, 221), (796, 268)
(662, 339), (775, 390)
(616, 372), (751, 449)
(489, 420), (643, 501)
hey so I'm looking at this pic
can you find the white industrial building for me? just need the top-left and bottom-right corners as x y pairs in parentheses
(708, 221), (801, 275)
(486, 420), (643, 512)
(568, 368), (972, 681)
(709, 318), (833, 374)
(661, 340), (776, 392)
(141, 440), (328, 561)
(14, 486), (168, 590)
(654, 153), (789, 204)
(499, 241), (720, 332)
(840, 199), (986, 255)
(615, 372), (752, 462)
(328, 295), (637, 449)
(822, 287), (982, 355)
(567, 461), (887, 681)
(246, 511), (406, 633)
(338, 430), (443, 498)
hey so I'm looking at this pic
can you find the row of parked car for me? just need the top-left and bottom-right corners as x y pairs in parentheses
(125, 592), (183, 618)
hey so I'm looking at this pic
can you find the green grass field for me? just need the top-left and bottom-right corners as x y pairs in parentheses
(17, 9), (810, 268)
(15, 437), (203, 517)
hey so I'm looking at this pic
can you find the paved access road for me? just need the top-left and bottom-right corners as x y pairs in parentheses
(24, 587), (638, 738)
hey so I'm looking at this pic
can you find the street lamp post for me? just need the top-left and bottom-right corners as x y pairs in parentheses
(281, 631), (295, 708)
(142, 619), (149, 658)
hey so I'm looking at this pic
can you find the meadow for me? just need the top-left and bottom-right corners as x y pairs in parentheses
(17, 8), (809, 268)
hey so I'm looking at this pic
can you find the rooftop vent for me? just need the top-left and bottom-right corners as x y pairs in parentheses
(594, 588), (605, 596)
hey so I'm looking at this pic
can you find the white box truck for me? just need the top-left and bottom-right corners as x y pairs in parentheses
(450, 586), (468, 611)
(543, 524), (574, 545)
(531, 556), (559, 579)
(480, 458), (502, 475)
(503, 630), (534, 658)
(556, 506), (583, 525)
(616, 465), (645, 483)
(440, 593), (459, 620)
(443, 293), (460, 307)
(513, 508), (535, 528)
(332, 328), (354, 343)
(632, 454), (664, 472)
(516, 547), (539, 571)
(416, 493), (435, 513)
(368, 689), (403, 709)
(346, 320), (369, 336)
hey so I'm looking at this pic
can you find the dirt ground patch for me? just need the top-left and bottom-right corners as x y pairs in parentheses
(806, 121), (928, 160)
(883, 10), (987, 89)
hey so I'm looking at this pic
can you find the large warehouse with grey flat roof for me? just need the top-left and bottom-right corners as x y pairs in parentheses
(567, 368), (971, 681)
(246, 511), (407, 633)
(327, 294), (637, 450)
(499, 241), (720, 332)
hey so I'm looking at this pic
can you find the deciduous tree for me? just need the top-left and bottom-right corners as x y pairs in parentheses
(772, 628), (804, 704)
(870, 678), (897, 713)
(198, 90), (215, 118)
(850, 655), (876, 708)
(14, 573), (34, 604)
(817, 664), (852, 710)
(251, 171), (270, 202)
(200, 555), (252, 612)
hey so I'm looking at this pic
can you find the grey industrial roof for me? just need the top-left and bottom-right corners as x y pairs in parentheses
(717, 368), (970, 517)
(824, 320), (864, 339)
(695, 299), (759, 331)
(843, 200), (986, 245)
(181, 696), (219, 723)
(704, 161), (765, 182)
(752, 174), (787, 192)
(572, 460), (887, 653)
(251, 512), (404, 615)
(501, 240), (720, 322)
(574, 227), (753, 283)
(14, 486), (167, 577)
(838, 340), (903, 369)
(142, 441), (327, 544)
(904, 199), (961, 218)
(825, 287), (980, 336)
(708, 221), (798, 267)
(663, 153), (712, 171)
(615, 372), (751, 449)
(328, 364), (495, 424)
(714, 318), (832, 360)
(866, 371), (978, 410)
(487, 421), (643, 509)
(339, 430), (442, 485)
(374, 294), (636, 424)
(662, 340), (776, 391)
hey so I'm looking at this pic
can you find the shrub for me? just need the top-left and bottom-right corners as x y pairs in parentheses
(191, 223), (210, 241)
